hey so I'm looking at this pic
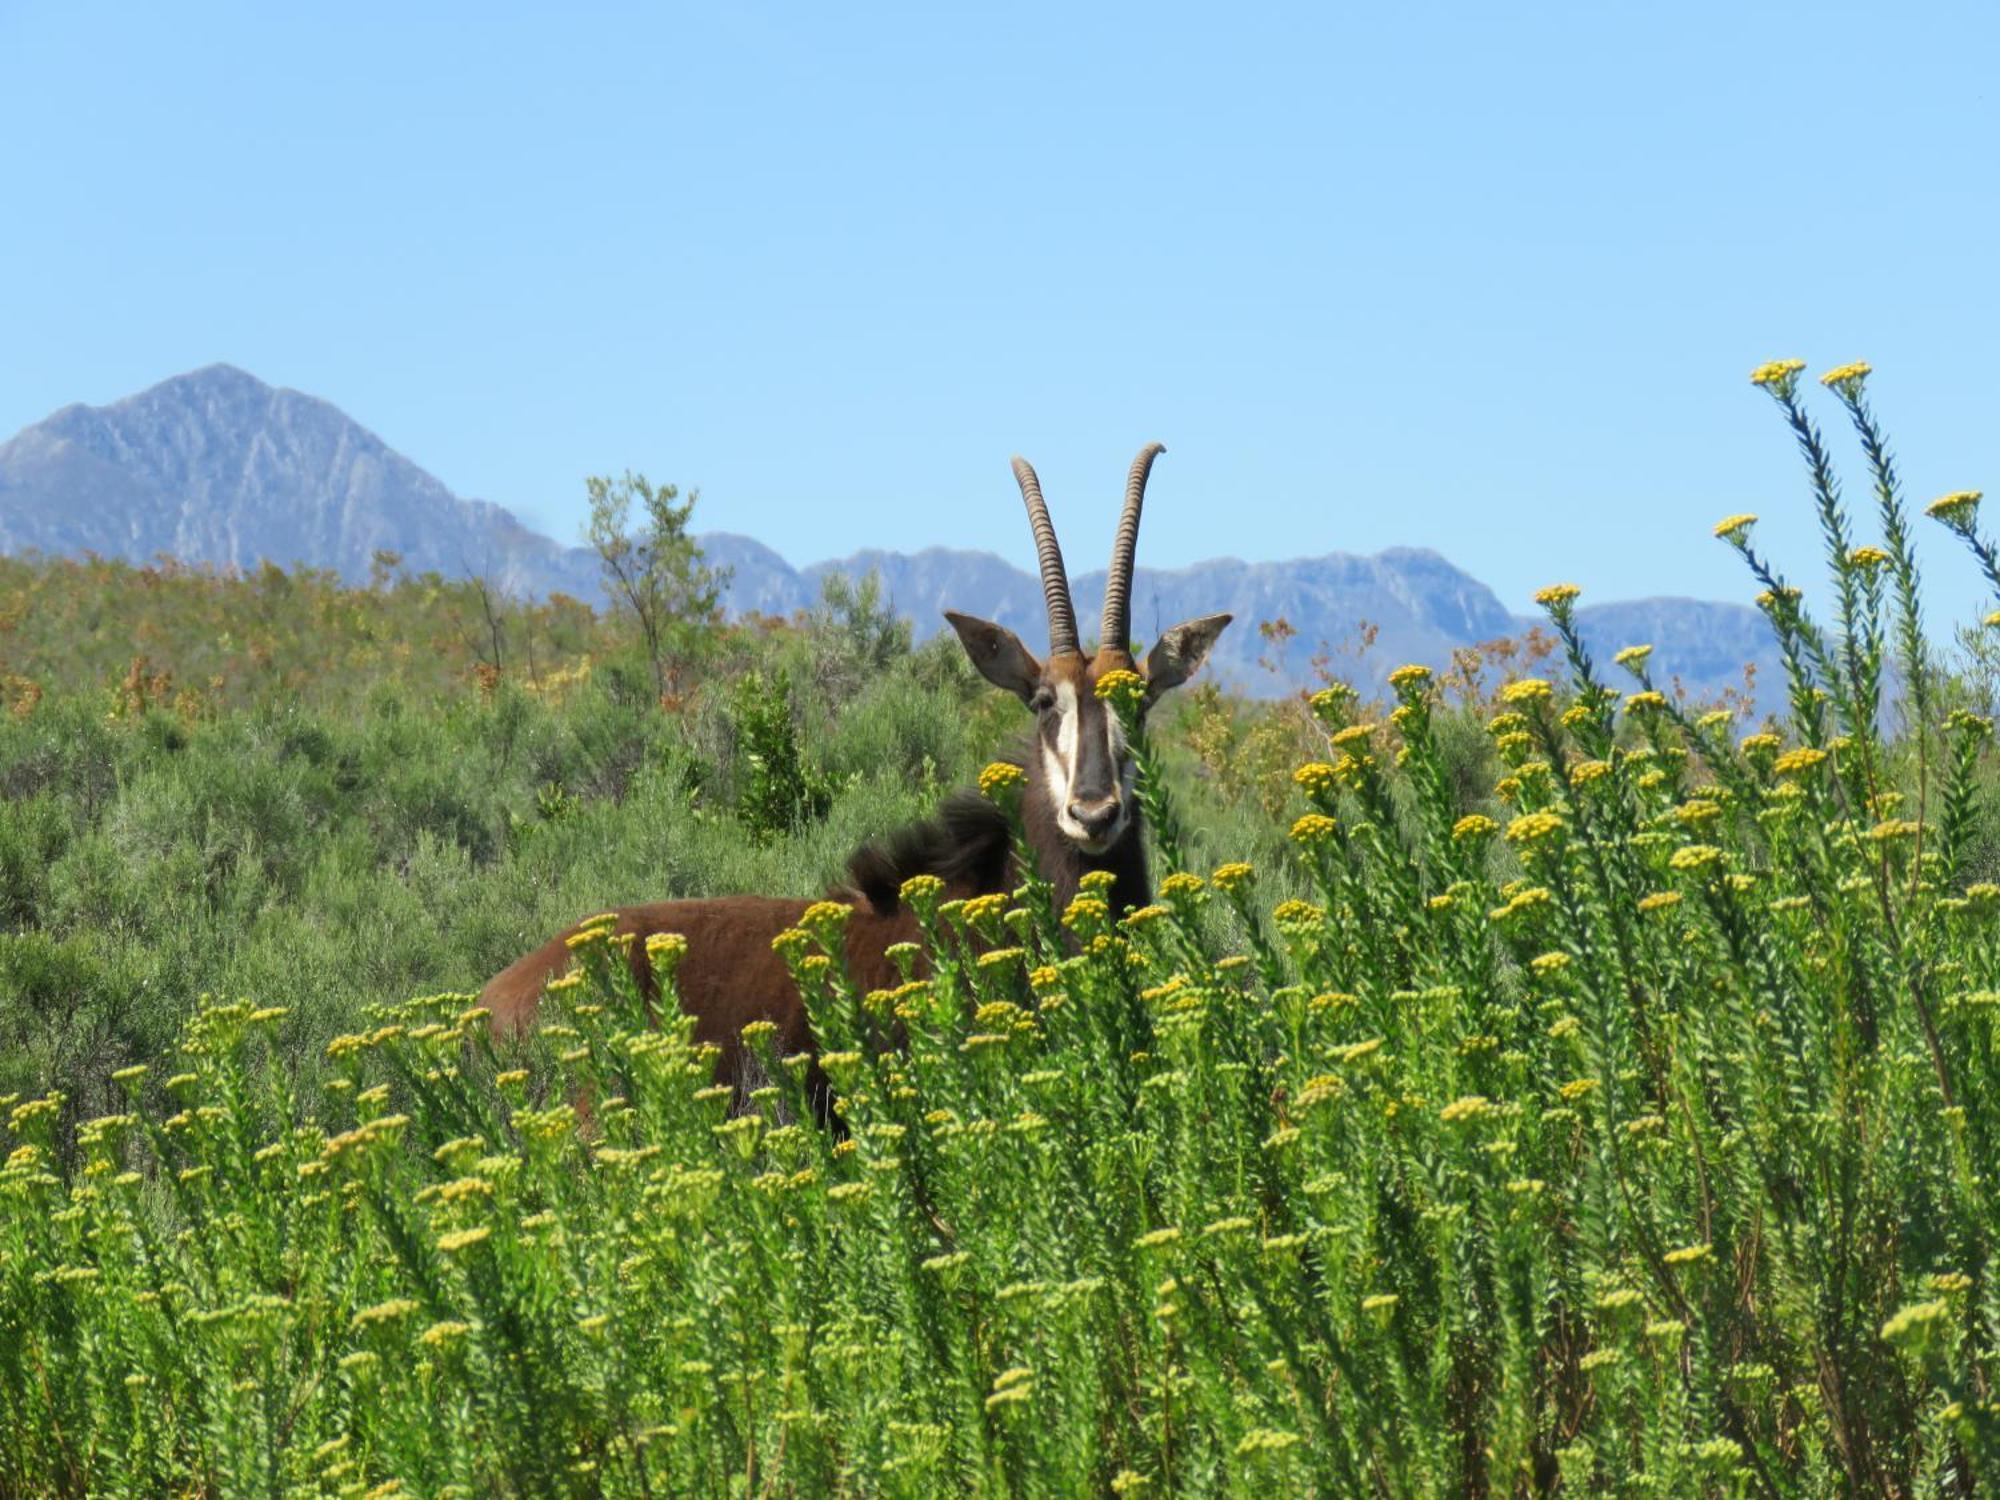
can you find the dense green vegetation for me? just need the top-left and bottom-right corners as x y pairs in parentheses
(0, 502), (1335, 1131)
(2, 364), (1999, 1494)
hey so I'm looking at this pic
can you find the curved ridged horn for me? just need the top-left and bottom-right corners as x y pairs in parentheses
(1011, 455), (1080, 657)
(1100, 442), (1165, 654)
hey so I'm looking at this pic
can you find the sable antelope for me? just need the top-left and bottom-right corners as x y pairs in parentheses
(479, 444), (1231, 1088)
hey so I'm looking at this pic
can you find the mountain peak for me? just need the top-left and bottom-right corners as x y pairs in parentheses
(121, 362), (279, 408)
(0, 367), (1782, 706)
(0, 365), (603, 602)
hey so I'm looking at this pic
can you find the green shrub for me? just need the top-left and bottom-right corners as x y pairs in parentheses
(731, 668), (835, 845)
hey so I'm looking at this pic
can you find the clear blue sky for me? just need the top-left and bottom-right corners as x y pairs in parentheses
(4, 1), (1997, 629)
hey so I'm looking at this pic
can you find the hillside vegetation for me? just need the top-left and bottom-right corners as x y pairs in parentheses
(2, 364), (1999, 1495)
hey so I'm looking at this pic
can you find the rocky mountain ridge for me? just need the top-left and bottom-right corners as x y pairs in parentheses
(0, 365), (1779, 704)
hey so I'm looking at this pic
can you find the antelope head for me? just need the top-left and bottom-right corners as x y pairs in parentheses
(946, 444), (1231, 857)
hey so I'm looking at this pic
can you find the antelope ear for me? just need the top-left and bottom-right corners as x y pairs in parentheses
(1143, 614), (1232, 701)
(944, 611), (1043, 705)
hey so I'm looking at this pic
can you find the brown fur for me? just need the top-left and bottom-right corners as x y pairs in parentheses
(480, 894), (926, 1093)
(477, 739), (1143, 1091)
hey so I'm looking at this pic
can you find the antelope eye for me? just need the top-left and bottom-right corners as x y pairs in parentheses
(1029, 687), (1056, 715)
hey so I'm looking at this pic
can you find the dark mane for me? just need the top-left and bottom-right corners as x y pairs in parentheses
(842, 787), (1016, 915)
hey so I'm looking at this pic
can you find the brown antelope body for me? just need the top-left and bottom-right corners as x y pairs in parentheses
(481, 445), (1230, 1090)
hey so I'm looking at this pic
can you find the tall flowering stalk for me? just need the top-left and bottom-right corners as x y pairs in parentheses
(1096, 668), (1191, 878)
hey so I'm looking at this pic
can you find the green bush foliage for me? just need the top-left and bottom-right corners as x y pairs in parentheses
(731, 668), (837, 846)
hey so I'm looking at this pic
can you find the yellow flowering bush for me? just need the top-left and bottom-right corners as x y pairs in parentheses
(2, 361), (1996, 1497)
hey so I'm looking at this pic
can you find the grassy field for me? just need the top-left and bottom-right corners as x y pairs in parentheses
(2, 363), (1999, 1495)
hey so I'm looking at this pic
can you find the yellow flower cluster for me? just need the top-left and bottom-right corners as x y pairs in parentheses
(1712, 514), (1758, 542)
(961, 892), (1010, 927)
(1533, 583), (1581, 607)
(438, 1175), (494, 1204)
(1880, 1299), (1950, 1343)
(350, 1299), (419, 1331)
(1288, 812), (1337, 845)
(977, 761), (1026, 797)
(1636, 891), (1682, 914)
(1668, 845), (1723, 873)
(1293, 762), (1339, 798)
(1159, 872), (1205, 900)
(1093, 668), (1145, 707)
(898, 873), (944, 907)
(1749, 358), (1805, 389)
(1926, 490), (1982, 526)
(1624, 691), (1667, 713)
(1210, 862), (1255, 893)
(1386, 663), (1432, 690)
(1818, 360), (1871, 390)
(1235, 1429), (1301, 1455)
(1062, 896), (1109, 928)
(1500, 678), (1552, 705)
(800, 900), (852, 942)
(1440, 1094), (1493, 1123)
(1867, 818), (1922, 842)
(1772, 746), (1828, 776)
(1614, 644), (1653, 668)
(1506, 811), (1565, 845)
(1847, 545), (1889, 570)
(1568, 759), (1611, 786)
(1488, 886), (1552, 923)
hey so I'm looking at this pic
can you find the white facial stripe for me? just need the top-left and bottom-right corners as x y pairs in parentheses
(1053, 681), (1080, 790)
(1041, 740), (1069, 814)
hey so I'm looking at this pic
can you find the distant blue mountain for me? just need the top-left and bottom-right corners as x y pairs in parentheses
(0, 365), (1782, 708)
